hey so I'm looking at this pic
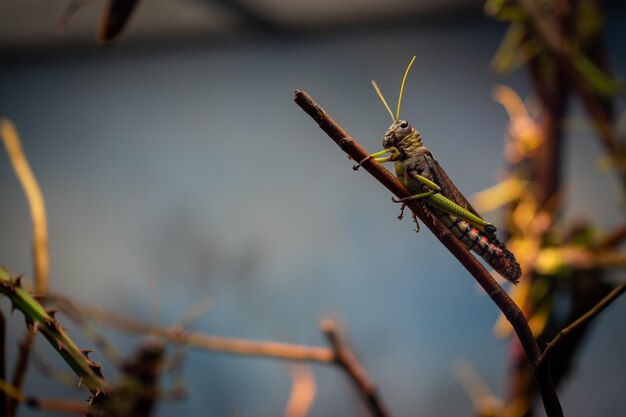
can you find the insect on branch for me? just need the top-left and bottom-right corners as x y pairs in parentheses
(294, 89), (564, 417)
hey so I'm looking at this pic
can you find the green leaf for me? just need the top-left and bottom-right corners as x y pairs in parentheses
(575, 52), (624, 96)
(492, 23), (539, 73)
(0, 267), (107, 398)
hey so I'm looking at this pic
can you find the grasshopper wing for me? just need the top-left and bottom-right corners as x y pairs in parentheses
(423, 150), (483, 218)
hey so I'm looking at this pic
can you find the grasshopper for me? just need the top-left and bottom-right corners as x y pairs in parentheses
(354, 56), (521, 283)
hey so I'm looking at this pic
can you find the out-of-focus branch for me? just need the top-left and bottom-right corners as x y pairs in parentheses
(284, 365), (316, 417)
(1, 119), (51, 417)
(537, 281), (626, 368)
(518, 0), (626, 190)
(0, 119), (48, 294)
(0, 379), (89, 415)
(0, 270), (108, 401)
(52, 295), (332, 362)
(7, 328), (35, 417)
(500, 2), (569, 407)
(453, 360), (528, 417)
(51, 295), (391, 417)
(321, 320), (390, 417)
(293, 90), (563, 417)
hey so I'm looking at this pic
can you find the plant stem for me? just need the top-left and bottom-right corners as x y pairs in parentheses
(538, 281), (626, 369)
(51, 294), (392, 417)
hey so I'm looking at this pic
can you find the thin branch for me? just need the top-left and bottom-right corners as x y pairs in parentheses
(174, 295), (213, 329)
(7, 329), (34, 417)
(294, 90), (563, 417)
(0, 379), (89, 415)
(558, 247), (626, 270)
(537, 281), (626, 369)
(321, 320), (391, 417)
(284, 365), (316, 417)
(51, 295), (391, 417)
(1, 118), (50, 416)
(52, 295), (332, 362)
(0, 119), (49, 294)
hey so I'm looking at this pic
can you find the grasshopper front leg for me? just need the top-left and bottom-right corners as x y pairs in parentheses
(353, 147), (400, 170)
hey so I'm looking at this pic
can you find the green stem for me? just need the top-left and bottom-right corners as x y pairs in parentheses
(0, 268), (107, 399)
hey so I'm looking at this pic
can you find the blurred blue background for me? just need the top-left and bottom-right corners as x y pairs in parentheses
(1, 2), (625, 416)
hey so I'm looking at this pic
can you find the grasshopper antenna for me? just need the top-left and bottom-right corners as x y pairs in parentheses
(396, 55), (416, 121)
(371, 80), (395, 122)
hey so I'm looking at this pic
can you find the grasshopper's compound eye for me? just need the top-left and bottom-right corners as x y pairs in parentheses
(399, 121), (409, 129)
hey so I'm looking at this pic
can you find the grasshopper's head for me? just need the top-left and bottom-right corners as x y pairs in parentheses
(372, 56), (422, 159)
(383, 119), (423, 158)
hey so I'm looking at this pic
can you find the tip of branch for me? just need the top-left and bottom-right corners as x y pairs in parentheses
(319, 319), (336, 334)
(294, 90), (309, 103)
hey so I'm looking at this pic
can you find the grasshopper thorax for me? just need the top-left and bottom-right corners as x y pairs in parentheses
(383, 119), (423, 159)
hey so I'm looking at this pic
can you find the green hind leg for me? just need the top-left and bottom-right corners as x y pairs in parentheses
(394, 172), (497, 235)
(392, 172), (440, 203)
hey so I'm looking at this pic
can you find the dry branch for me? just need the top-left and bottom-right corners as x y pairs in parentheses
(284, 365), (316, 417)
(53, 295), (332, 362)
(1, 119), (51, 417)
(51, 295), (392, 417)
(7, 330), (34, 417)
(538, 281), (626, 369)
(0, 119), (49, 294)
(322, 320), (391, 417)
(293, 89), (563, 417)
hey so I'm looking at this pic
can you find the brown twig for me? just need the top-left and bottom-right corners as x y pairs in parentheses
(52, 295), (332, 362)
(7, 395), (89, 415)
(7, 329), (35, 417)
(557, 247), (626, 270)
(0, 377), (90, 415)
(293, 90), (563, 417)
(51, 295), (391, 417)
(321, 320), (391, 417)
(22, 398), (90, 415)
(537, 281), (626, 369)
(284, 365), (316, 417)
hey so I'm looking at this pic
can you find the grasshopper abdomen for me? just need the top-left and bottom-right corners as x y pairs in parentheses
(435, 209), (521, 283)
